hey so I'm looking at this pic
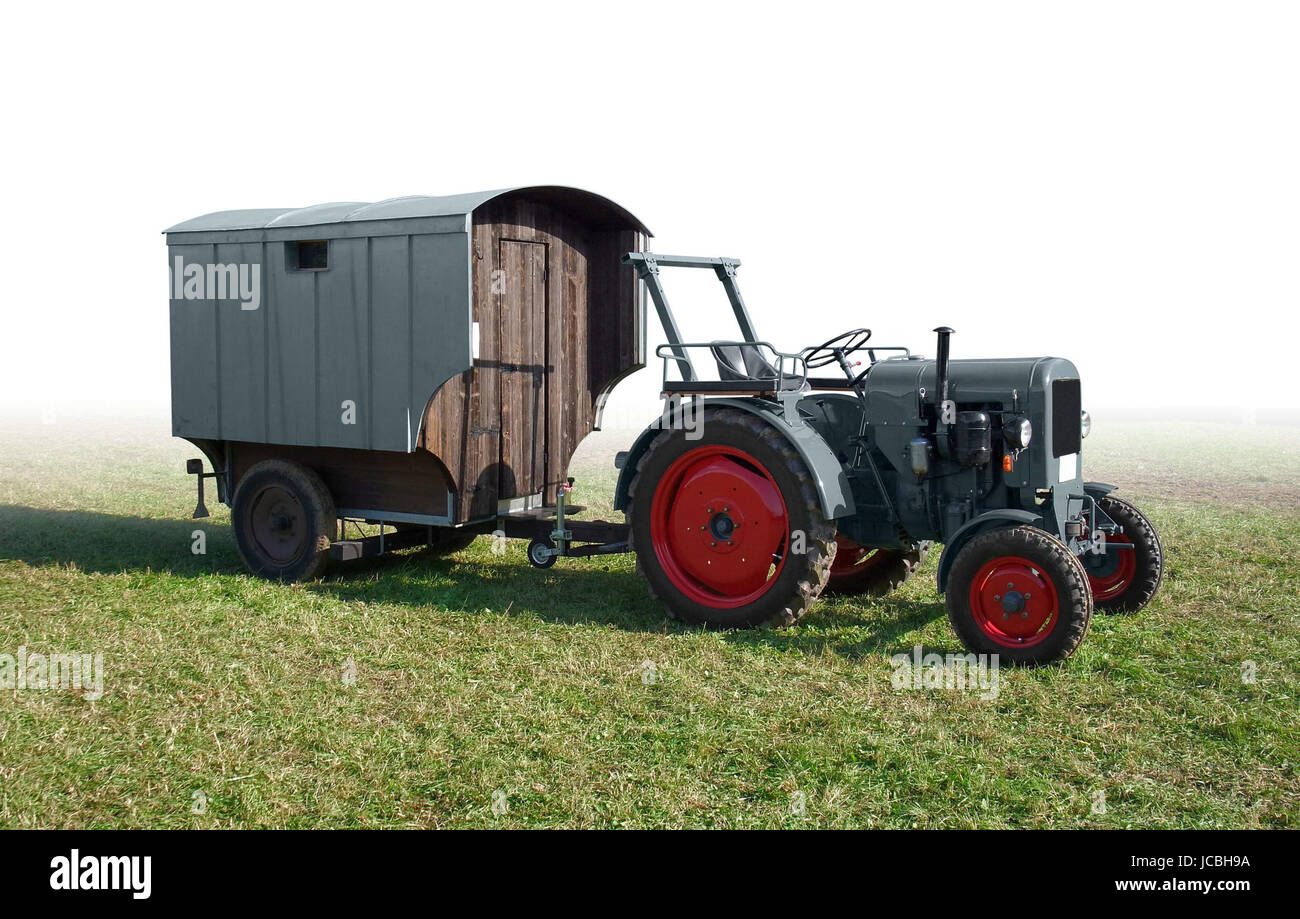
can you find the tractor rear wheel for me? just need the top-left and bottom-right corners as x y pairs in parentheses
(824, 536), (930, 597)
(232, 459), (336, 582)
(945, 525), (1092, 665)
(1082, 495), (1164, 613)
(627, 408), (836, 628)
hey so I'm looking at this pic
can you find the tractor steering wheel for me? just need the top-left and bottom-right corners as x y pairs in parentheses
(801, 328), (872, 369)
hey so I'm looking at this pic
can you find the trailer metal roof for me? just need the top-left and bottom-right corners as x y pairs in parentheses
(165, 185), (651, 235)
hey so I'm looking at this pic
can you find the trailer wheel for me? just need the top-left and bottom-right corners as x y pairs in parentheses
(1083, 495), (1164, 613)
(627, 408), (836, 629)
(824, 536), (931, 597)
(945, 526), (1092, 665)
(232, 459), (336, 582)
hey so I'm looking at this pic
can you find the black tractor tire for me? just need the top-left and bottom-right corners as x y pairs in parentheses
(627, 407), (836, 629)
(945, 525), (1093, 666)
(1085, 495), (1164, 614)
(824, 538), (931, 597)
(232, 459), (336, 582)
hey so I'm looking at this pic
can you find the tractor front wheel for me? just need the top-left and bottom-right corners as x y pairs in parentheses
(628, 408), (836, 628)
(1082, 495), (1164, 613)
(945, 526), (1092, 665)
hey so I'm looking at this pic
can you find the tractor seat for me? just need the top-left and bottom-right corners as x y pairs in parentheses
(709, 342), (801, 390)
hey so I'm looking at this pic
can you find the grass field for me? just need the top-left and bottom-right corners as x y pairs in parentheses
(1, 412), (1297, 828)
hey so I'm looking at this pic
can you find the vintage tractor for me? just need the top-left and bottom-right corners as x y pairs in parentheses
(614, 252), (1164, 665)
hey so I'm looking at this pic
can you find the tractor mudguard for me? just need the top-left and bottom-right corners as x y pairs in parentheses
(1083, 481), (1117, 501)
(935, 509), (1044, 593)
(613, 398), (856, 520)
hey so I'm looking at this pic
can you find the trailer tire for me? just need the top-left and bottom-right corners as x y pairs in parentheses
(945, 525), (1092, 666)
(824, 537), (931, 597)
(1084, 495), (1164, 613)
(232, 459), (336, 582)
(627, 407), (836, 629)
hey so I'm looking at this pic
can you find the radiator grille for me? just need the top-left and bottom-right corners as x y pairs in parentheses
(1052, 379), (1082, 458)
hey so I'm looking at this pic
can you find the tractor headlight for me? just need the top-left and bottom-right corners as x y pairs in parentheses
(1003, 416), (1032, 450)
(1080, 409), (1092, 439)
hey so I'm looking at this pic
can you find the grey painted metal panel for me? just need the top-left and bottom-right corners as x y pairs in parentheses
(411, 232), (472, 440)
(267, 202), (367, 228)
(163, 215), (469, 247)
(215, 241), (267, 442)
(164, 186), (651, 236)
(368, 236), (414, 451)
(316, 237), (371, 449)
(169, 208), (294, 233)
(266, 239), (317, 445)
(169, 244), (219, 436)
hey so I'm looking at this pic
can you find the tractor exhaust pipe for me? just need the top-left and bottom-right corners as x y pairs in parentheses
(933, 326), (953, 411)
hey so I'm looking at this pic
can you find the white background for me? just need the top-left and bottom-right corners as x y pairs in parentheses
(3, 1), (1296, 425)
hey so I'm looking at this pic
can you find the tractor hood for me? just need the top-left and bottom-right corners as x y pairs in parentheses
(863, 356), (1081, 412)
(864, 355), (1083, 487)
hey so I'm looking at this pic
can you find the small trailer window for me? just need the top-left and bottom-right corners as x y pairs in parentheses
(291, 240), (329, 271)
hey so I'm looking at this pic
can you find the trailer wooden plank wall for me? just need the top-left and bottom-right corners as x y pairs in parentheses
(166, 187), (648, 526)
(421, 197), (645, 520)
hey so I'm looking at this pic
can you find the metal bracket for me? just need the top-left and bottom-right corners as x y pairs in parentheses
(623, 251), (763, 385)
(185, 458), (220, 519)
(777, 387), (806, 427)
(547, 477), (576, 557)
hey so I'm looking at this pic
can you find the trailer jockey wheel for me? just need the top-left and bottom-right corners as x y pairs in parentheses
(1083, 495), (1164, 614)
(945, 526), (1092, 666)
(527, 537), (557, 569)
(232, 459), (336, 582)
(627, 407), (836, 629)
(824, 535), (931, 597)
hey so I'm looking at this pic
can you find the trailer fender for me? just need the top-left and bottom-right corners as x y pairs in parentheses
(613, 398), (855, 520)
(935, 509), (1044, 593)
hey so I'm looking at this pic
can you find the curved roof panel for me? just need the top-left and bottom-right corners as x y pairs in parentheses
(165, 185), (651, 236)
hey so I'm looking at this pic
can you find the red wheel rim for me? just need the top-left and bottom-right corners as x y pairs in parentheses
(967, 555), (1059, 648)
(649, 445), (790, 608)
(1086, 532), (1136, 602)
(829, 534), (890, 582)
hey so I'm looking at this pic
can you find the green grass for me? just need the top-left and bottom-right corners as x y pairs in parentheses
(0, 416), (1296, 828)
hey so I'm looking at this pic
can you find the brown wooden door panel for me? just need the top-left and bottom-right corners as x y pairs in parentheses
(498, 239), (547, 499)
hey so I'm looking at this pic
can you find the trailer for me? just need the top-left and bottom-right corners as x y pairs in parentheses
(166, 186), (647, 579)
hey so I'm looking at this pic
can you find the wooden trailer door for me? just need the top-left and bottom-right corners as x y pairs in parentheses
(497, 239), (548, 502)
